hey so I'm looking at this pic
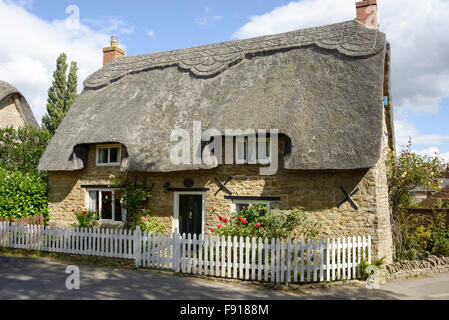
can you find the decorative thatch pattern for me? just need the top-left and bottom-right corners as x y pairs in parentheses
(39, 20), (388, 173)
(85, 21), (384, 89)
(0, 81), (39, 128)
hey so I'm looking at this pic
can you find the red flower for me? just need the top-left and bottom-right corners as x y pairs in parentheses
(219, 216), (224, 221)
(82, 211), (87, 216)
(242, 219), (247, 225)
(238, 216), (243, 222)
(224, 218), (229, 223)
(237, 222), (241, 226)
(217, 224), (223, 229)
(212, 228), (215, 232)
(256, 223), (261, 228)
(72, 209), (75, 212)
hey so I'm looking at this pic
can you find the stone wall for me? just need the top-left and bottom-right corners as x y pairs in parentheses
(0, 96), (25, 129)
(382, 255), (449, 280)
(47, 130), (393, 262)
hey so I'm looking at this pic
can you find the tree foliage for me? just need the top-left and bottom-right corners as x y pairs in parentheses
(386, 140), (444, 211)
(386, 139), (446, 260)
(0, 126), (51, 179)
(42, 53), (79, 135)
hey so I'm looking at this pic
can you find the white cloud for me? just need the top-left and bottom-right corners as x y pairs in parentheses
(395, 119), (449, 147)
(413, 147), (449, 163)
(233, 0), (353, 39)
(195, 7), (222, 26)
(145, 29), (156, 39)
(233, 0), (449, 114)
(0, 1), (113, 124)
(5, 0), (33, 9)
(83, 17), (134, 36)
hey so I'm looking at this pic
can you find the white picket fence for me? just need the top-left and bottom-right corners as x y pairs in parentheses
(0, 221), (371, 284)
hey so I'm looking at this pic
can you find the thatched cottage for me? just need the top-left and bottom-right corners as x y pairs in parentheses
(0, 81), (39, 129)
(39, 0), (395, 261)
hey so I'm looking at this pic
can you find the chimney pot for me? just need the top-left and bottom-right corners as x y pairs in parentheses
(103, 36), (124, 66)
(356, 0), (379, 29)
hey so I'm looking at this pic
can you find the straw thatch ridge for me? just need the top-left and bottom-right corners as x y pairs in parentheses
(85, 20), (385, 89)
(38, 20), (388, 173)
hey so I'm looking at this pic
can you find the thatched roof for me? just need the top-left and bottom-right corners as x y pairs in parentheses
(39, 20), (390, 173)
(0, 81), (39, 128)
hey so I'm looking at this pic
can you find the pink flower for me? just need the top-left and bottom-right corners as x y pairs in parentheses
(212, 228), (215, 232)
(256, 223), (261, 228)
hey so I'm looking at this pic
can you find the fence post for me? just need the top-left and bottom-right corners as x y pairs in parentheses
(134, 226), (142, 268)
(173, 229), (180, 273)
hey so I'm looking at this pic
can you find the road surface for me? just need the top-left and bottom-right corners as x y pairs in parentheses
(0, 256), (448, 300)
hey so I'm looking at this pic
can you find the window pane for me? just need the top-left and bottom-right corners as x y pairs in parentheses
(98, 148), (108, 164)
(235, 202), (268, 214)
(236, 139), (247, 163)
(266, 139), (271, 158)
(114, 192), (123, 222)
(101, 191), (113, 220)
(248, 138), (257, 164)
(236, 203), (250, 213)
(110, 148), (119, 163)
(88, 191), (98, 212)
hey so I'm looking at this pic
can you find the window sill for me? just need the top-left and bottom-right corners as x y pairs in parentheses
(96, 163), (121, 167)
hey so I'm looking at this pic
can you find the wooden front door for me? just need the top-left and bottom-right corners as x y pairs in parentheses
(179, 195), (203, 236)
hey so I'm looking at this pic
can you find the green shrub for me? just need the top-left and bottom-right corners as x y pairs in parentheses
(72, 209), (99, 228)
(140, 216), (168, 234)
(213, 204), (321, 239)
(110, 173), (152, 230)
(399, 211), (449, 260)
(0, 126), (51, 180)
(0, 167), (48, 222)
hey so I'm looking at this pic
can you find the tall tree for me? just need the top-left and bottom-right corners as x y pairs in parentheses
(42, 53), (79, 135)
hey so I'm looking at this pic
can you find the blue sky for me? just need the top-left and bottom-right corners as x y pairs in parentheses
(1, 0), (449, 161)
(26, 0), (285, 54)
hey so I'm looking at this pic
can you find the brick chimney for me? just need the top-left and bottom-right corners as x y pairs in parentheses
(103, 36), (125, 66)
(356, 0), (379, 29)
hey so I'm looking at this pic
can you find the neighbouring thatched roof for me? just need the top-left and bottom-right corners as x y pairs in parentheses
(0, 81), (39, 129)
(39, 20), (389, 173)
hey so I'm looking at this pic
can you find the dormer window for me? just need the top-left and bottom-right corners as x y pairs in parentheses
(235, 137), (271, 165)
(96, 145), (121, 166)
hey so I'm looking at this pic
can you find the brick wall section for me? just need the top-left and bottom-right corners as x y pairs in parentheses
(355, 0), (378, 29)
(0, 96), (26, 129)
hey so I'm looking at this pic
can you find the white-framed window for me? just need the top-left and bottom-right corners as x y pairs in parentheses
(232, 200), (271, 214)
(87, 189), (126, 223)
(96, 145), (121, 166)
(235, 137), (271, 165)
